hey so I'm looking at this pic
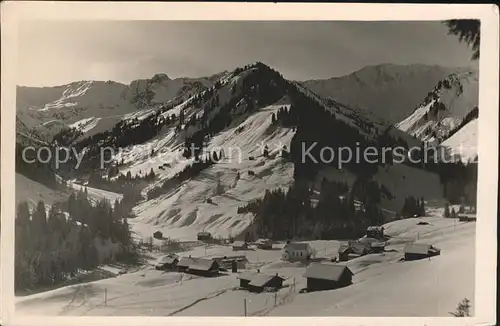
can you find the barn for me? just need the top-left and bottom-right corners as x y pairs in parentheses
(197, 231), (212, 241)
(177, 256), (196, 273)
(255, 239), (273, 250)
(187, 258), (220, 277)
(238, 271), (284, 292)
(232, 241), (248, 251)
(247, 273), (284, 293)
(238, 271), (258, 289)
(215, 255), (248, 271)
(404, 243), (441, 261)
(338, 241), (370, 261)
(304, 263), (353, 292)
(155, 255), (179, 271)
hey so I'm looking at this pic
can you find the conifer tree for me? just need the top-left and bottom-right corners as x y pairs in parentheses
(444, 203), (451, 218)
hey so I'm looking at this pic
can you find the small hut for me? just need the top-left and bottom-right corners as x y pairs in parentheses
(187, 258), (220, 277)
(403, 243), (440, 261)
(304, 263), (353, 292)
(155, 256), (179, 271)
(247, 273), (284, 293)
(153, 231), (163, 240)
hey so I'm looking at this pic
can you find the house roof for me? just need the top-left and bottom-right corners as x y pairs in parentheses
(284, 242), (311, 251)
(239, 271), (259, 281)
(338, 245), (352, 254)
(367, 226), (384, 231)
(349, 241), (370, 255)
(233, 241), (247, 247)
(197, 231), (211, 236)
(248, 274), (284, 288)
(404, 243), (431, 255)
(214, 254), (248, 261)
(188, 258), (219, 271)
(159, 256), (178, 265)
(177, 257), (196, 268)
(304, 263), (353, 281)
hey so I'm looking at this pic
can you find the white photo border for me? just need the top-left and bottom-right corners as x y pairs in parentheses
(1, 2), (498, 326)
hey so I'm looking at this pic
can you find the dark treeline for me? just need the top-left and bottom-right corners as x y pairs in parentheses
(181, 62), (288, 161)
(271, 105), (299, 128)
(85, 168), (155, 209)
(440, 159), (478, 205)
(15, 188), (137, 291)
(16, 142), (59, 189)
(400, 196), (426, 218)
(52, 109), (180, 177)
(238, 177), (394, 240)
(288, 84), (383, 180)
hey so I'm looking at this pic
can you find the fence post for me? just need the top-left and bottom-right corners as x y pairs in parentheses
(104, 288), (107, 306)
(274, 291), (277, 306)
(244, 298), (247, 316)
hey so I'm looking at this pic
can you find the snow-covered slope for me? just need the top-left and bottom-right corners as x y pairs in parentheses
(15, 205), (475, 317)
(302, 64), (470, 124)
(16, 73), (223, 140)
(17, 62), (451, 243)
(440, 118), (478, 163)
(129, 102), (296, 241)
(395, 70), (478, 146)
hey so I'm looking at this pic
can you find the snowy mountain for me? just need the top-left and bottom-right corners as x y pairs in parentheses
(440, 117), (478, 163)
(395, 70), (478, 161)
(15, 62), (478, 318)
(16, 73), (224, 140)
(40, 62), (447, 241)
(17, 62), (470, 242)
(302, 64), (473, 124)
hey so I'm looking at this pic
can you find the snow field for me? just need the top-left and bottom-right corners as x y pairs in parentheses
(16, 208), (476, 317)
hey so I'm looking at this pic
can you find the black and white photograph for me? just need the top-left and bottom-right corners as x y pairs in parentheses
(1, 2), (498, 324)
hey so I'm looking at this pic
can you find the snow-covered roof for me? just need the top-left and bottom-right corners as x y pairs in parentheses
(238, 271), (259, 281)
(248, 274), (283, 288)
(158, 256), (178, 265)
(177, 257), (196, 268)
(304, 263), (352, 281)
(404, 243), (431, 255)
(188, 258), (218, 271)
(232, 241), (247, 247)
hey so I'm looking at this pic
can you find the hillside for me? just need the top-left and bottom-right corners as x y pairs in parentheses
(14, 61), (478, 318)
(302, 64), (473, 124)
(16, 62), (470, 243)
(395, 70), (478, 144)
(16, 73), (224, 140)
(38, 62), (448, 241)
(440, 118), (478, 163)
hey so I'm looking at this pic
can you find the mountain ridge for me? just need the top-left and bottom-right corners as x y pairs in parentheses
(302, 63), (477, 123)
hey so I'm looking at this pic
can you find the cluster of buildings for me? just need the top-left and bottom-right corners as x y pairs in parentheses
(153, 224), (441, 295)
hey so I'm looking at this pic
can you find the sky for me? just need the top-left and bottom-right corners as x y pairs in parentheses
(17, 21), (478, 87)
